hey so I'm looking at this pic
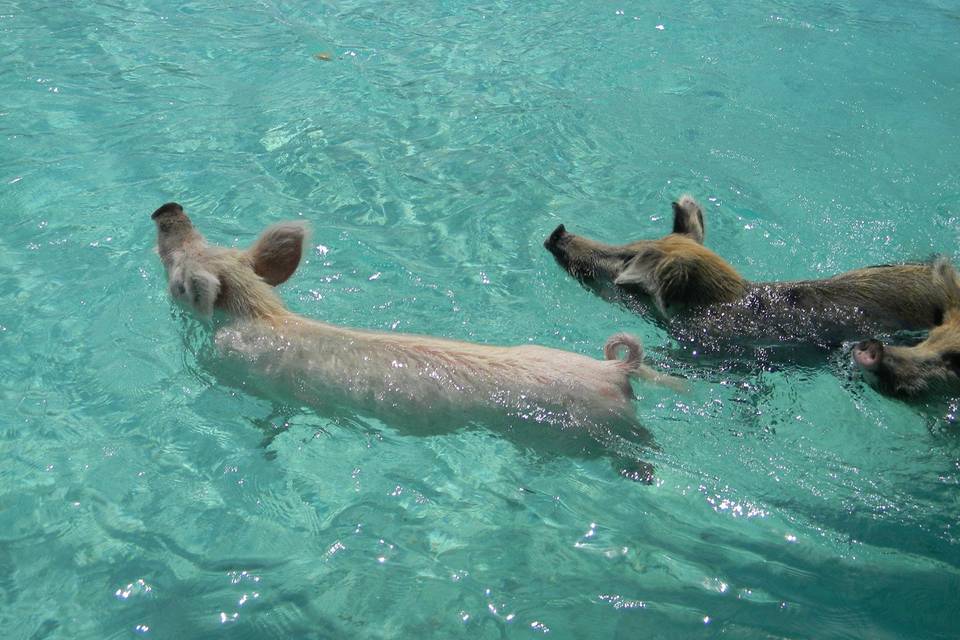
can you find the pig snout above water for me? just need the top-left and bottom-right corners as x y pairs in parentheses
(853, 311), (960, 397)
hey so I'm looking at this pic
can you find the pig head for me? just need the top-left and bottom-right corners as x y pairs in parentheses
(544, 195), (747, 316)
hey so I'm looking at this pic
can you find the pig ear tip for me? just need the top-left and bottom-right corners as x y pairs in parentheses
(152, 202), (184, 220)
(545, 224), (568, 249)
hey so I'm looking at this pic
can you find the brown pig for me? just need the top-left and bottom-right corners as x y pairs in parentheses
(853, 305), (960, 396)
(152, 203), (683, 476)
(544, 196), (960, 350)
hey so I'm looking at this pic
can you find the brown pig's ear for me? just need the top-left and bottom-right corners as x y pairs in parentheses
(671, 195), (705, 244)
(933, 257), (960, 304)
(614, 248), (671, 315)
(248, 221), (310, 286)
(614, 248), (662, 291)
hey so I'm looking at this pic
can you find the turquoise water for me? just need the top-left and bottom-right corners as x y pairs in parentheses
(3, 0), (960, 637)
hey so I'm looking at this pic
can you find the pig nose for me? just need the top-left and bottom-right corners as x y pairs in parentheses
(544, 224), (568, 252)
(853, 339), (884, 369)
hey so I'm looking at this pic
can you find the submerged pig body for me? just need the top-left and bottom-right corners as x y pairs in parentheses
(673, 262), (955, 348)
(545, 196), (959, 351)
(153, 203), (677, 441)
(214, 318), (646, 430)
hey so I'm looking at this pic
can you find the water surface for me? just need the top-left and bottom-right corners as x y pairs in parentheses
(2, 1), (959, 637)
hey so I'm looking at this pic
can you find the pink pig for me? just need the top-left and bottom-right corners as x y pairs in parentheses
(152, 203), (682, 477)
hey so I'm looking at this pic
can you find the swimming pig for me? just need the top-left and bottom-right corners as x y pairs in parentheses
(152, 203), (682, 473)
(544, 196), (960, 350)
(853, 272), (960, 396)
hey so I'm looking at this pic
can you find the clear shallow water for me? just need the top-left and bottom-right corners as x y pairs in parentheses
(2, 0), (960, 637)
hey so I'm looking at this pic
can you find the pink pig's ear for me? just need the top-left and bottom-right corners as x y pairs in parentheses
(248, 221), (310, 286)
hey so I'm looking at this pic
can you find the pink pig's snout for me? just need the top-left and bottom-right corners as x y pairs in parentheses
(853, 339), (884, 371)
